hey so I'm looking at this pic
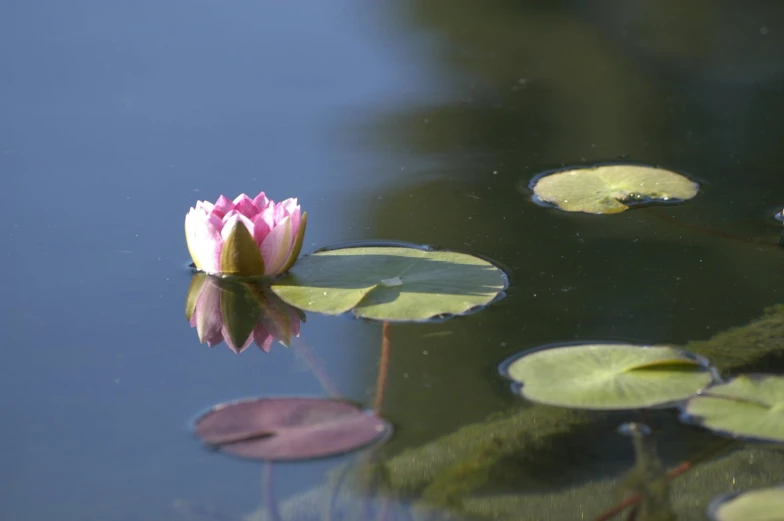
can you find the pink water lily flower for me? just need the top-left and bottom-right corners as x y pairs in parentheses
(185, 192), (307, 277)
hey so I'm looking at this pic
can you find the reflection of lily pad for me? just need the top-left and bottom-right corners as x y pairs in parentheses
(502, 344), (714, 410)
(194, 397), (390, 461)
(270, 246), (507, 321)
(709, 485), (784, 521)
(681, 374), (784, 443)
(531, 165), (699, 214)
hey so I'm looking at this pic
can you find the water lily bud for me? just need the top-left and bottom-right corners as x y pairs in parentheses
(185, 192), (307, 277)
(185, 273), (304, 353)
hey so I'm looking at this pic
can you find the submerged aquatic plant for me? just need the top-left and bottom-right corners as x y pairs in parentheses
(185, 192), (307, 277)
(614, 423), (674, 521)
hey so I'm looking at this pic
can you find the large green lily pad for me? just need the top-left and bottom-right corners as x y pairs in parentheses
(270, 246), (507, 322)
(502, 343), (714, 410)
(681, 374), (784, 443)
(531, 164), (699, 214)
(709, 485), (784, 521)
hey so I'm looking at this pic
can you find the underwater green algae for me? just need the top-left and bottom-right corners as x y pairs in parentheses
(684, 304), (784, 374)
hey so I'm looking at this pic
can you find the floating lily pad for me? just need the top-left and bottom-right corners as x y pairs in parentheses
(681, 374), (784, 443)
(502, 344), (714, 410)
(709, 485), (784, 521)
(270, 246), (508, 321)
(531, 164), (699, 214)
(194, 397), (390, 461)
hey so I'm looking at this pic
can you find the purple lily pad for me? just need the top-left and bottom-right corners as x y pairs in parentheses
(194, 397), (391, 461)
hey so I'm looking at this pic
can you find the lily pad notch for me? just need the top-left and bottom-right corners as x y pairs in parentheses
(530, 164), (699, 215)
(270, 244), (509, 322)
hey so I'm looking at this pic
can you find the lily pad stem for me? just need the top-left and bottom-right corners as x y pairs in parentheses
(374, 321), (391, 414)
(290, 337), (342, 398)
(263, 461), (281, 521)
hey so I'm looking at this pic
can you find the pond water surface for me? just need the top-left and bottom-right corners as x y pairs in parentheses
(2, 1), (784, 520)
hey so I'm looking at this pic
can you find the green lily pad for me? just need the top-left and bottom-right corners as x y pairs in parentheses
(270, 246), (507, 322)
(502, 344), (714, 410)
(681, 374), (784, 443)
(709, 485), (784, 521)
(531, 164), (699, 214)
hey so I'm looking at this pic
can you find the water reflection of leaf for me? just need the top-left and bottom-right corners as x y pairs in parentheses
(185, 273), (305, 354)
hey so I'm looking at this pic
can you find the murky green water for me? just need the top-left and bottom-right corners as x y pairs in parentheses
(2, 1), (783, 520)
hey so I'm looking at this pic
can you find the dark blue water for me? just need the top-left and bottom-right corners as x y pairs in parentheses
(2, 1), (784, 520)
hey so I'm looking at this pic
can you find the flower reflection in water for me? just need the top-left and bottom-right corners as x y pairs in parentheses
(185, 273), (304, 354)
